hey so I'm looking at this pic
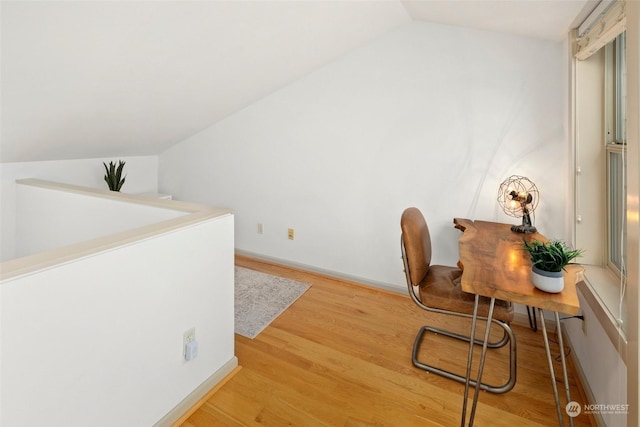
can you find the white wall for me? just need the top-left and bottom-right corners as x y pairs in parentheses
(564, 287), (628, 427)
(15, 182), (184, 259)
(0, 156), (159, 261)
(626, 3), (640, 424)
(1, 213), (235, 427)
(159, 22), (568, 290)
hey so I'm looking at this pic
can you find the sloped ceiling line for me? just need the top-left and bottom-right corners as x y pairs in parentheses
(1, 0), (593, 163)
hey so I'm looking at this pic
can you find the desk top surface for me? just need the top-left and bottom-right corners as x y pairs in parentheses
(454, 218), (581, 315)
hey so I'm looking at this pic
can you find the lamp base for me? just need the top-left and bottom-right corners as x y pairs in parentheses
(511, 224), (537, 234)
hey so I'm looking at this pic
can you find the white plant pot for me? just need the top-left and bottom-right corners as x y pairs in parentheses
(531, 266), (564, 293)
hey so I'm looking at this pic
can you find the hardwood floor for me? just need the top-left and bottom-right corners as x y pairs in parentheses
(179, 255), (596, 426)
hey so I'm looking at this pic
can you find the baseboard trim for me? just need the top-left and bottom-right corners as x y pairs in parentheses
(512, 310), (565, 329)
(235, 249), (407, 295)
(154, 356), (240, 427)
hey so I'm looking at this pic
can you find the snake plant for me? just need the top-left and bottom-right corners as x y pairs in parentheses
(103, 160), (126, 191)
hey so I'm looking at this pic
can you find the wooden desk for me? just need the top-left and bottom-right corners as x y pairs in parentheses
(454, 218), (583, 427)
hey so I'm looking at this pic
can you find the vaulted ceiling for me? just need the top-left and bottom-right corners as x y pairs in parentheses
(1, 0), (595, 163)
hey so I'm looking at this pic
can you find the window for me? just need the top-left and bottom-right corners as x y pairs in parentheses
(574, 27), (628, 333)
(605, 33), (627, 278)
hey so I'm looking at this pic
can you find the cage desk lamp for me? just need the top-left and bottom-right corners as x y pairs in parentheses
(497, 175), (539, 234)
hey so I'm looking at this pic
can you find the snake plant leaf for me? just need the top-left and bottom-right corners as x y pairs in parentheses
(103, 160), (126, 191)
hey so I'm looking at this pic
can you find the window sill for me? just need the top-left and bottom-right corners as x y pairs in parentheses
(580, 265), (628, 362)
(583, 266), (625, 321)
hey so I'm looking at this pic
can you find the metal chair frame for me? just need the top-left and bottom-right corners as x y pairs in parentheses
(401, 235), (517, 394)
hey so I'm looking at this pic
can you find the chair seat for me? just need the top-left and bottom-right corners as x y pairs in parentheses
(418, 265), (514, 323)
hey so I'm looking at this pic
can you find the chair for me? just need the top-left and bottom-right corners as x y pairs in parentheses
(400, 207), (516, 393)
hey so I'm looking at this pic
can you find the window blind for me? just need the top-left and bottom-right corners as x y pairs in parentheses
(575, 0), (626, 60)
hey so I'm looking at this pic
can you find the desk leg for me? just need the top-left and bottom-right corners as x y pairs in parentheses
(461, 296), (495, 426)
(555, 311), (574, 427)
(461, 294), (480, 427)
(539, 308), (565, 427)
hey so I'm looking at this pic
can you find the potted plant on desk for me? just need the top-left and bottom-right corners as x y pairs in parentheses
(522, 239), (583, 293)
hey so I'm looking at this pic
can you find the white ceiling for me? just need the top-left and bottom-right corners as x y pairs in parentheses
(403, 0), (597, 41)
(1, 0), (595, 163)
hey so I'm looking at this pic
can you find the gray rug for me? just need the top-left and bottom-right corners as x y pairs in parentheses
(235, 266), (311, 339)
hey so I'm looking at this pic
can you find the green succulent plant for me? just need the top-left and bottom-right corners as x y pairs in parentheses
(522, 239), (583, 273)
(103, 160), (126, 192)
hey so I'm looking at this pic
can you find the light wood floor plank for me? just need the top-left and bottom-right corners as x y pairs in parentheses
(179, 255), (596, 426)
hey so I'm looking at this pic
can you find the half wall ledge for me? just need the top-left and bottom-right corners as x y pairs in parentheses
(1, 178), (232, 282)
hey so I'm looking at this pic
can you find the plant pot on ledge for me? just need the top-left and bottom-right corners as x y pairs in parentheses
(523, 239), (584, 294)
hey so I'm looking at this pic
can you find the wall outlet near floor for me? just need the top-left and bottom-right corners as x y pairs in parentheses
(183, 327), (195, 349)
(183, 327), (198, 361)
(288, 228), (295, 240)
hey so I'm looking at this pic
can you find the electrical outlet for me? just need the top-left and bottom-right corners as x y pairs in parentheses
(183, 327), (196, 349)
(288, 228), (295, 240)
(258, 223), (264, 234)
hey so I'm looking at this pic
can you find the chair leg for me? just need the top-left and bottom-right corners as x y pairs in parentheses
(526, 305), (538, 331)
(416, 325), (510, 349)
(411, 320), (517, 394)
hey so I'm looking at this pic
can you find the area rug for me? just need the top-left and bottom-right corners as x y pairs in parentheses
(235, 266), (311, 339)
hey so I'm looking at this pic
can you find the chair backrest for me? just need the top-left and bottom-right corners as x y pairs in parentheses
(400, 207), (432, 287)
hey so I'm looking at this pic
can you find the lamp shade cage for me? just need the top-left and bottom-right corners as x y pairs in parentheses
(497, 175), (539, 233)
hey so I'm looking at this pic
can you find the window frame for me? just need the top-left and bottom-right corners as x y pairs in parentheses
(604, 32), (627, 280)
